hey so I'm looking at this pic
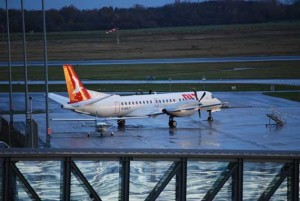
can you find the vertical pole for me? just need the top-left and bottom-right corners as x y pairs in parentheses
(176, 158), (187, 201)
(232, 159), (243, 201)
(61, 157), (71, 201)
(2, 157), (11, 201)
(6, 0), (13, 146)
(42, 0), (50, 147)
(287, 159), (299, 201)
(119, 157), (130, 201)
(2, 157), (16, 200)
(116, 28), (120, 44)
(21, 0), (29, 120)
(28, 96), (33, 147)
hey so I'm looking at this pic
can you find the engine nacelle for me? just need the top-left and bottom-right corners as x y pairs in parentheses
(162, 108), (197, 117)
(62, 104), (74, 110)
(162, 100), (199, 117)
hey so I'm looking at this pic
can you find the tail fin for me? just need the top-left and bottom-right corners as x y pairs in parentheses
(63, 64), (92, 103)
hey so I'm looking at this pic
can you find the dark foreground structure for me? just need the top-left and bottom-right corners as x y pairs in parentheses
(0, 149), (299, 200)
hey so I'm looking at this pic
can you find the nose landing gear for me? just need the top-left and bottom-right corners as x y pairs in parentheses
(207, 110), (213, 121)
(117, 119), (126, 128)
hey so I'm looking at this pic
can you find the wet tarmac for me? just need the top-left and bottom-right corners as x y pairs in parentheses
(1, 92), (300, 150)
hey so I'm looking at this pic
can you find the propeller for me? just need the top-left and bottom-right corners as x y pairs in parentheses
(193, 89), (206, 119)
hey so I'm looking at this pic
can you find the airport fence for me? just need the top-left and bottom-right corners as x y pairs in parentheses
(0, 117), (39, 148)
(0, 149), (299, 201)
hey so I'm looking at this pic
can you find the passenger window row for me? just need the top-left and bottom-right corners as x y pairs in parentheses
(121, 98), (178, 106)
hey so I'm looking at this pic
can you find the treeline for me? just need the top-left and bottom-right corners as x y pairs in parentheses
(1, 1), (300, 32)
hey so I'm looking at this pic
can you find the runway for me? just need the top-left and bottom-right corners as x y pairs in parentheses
(1, 92), (300, 150)
(1, 55), (300, 67)
(1, 79), (300, 86)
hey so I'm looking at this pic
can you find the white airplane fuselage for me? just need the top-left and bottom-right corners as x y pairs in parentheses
(64, 91), (221, 118)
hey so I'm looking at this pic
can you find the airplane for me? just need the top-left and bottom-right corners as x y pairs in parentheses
(49, 64), (223, 129)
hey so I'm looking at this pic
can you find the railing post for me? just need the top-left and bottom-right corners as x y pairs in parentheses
(176, 157), (187, 201)
(2, 157), (11, 201)
(61, 157), (72, 201)
(2, 157), (17, 201)
(232, 159), (243, 201)
(287, 159), (299, 201)
(119, 157), (130, 201)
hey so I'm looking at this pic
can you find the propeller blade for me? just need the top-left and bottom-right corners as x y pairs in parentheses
(193, 89), (206, 101)
(199, 92), (206, 101)
(193, 89), (204, 119)
(198, 109), (201, 119)
(192, 88), (199, 100)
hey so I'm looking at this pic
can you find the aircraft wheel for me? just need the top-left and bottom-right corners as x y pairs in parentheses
(169, 120), (177, 128)
(117, 119), (125, 127)
(208, 117), (213, 121)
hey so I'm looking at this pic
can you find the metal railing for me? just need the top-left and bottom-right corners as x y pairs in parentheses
(1, 149), (300, 201)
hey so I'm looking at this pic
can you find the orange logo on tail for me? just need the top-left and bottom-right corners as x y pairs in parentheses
(63, 65), (91, 103)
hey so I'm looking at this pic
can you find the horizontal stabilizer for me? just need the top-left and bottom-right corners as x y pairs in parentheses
(51, 118), (97, 121)
(48, 93), (69, 105)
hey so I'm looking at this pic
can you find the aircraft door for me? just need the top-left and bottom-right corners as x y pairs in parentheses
(115, 102), (120, 114)
(154, 98), (159, 107)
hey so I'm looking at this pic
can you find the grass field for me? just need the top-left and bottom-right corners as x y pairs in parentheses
(1, 21), (300, 95)
(0, 21), (300, 61)
(263, 92), (300, 102)
(1, 61), (300, 81)
(1, 83), (300, 93)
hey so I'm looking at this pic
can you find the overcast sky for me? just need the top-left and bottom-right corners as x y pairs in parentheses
(1, 0), (202, 10)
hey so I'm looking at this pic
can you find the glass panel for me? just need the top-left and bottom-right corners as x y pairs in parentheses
(243, 162), (285, 200)
(157, 177), (175, 201)
(187, 161), (230, 200)
(271, 177), (287, 201)
(214, 177), (232, 201)
(130, 161), (173, 201)
(16, 180), (31, 200)
(15, 161), (61, 201)
(70, 171), (92, 201)
(75, 161), (119, 200)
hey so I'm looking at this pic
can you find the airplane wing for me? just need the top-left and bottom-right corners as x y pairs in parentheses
(124, 106), (161, 118)
(51, 116), (150, 123)
(147, 99), (222, 117)
(51, 118), (97, 121)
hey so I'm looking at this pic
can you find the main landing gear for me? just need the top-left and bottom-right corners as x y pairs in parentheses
(207, 110), (213, 121)
(169, 116), (177, 128)
(117, 119), (126, 128)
